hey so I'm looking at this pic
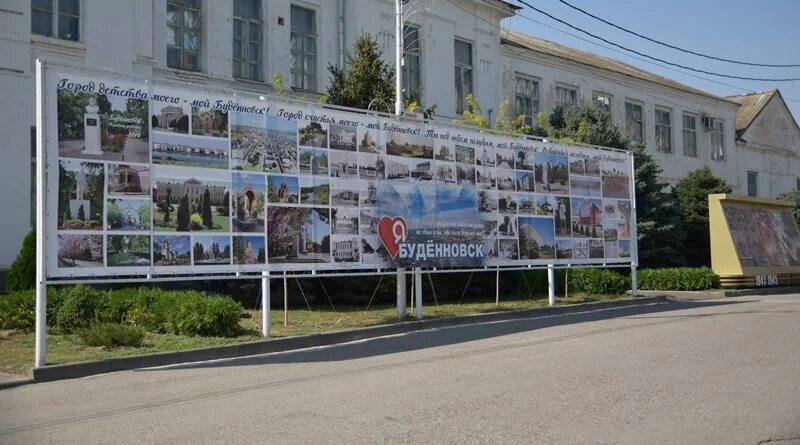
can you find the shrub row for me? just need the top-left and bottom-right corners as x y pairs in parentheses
(638, 267), (720, 291)
(568, 268), (631, 295)
(78, 323), (146, 347)
(0, 285), (243, 337)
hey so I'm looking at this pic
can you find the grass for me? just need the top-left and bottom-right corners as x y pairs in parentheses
(0, 293), (624, 377)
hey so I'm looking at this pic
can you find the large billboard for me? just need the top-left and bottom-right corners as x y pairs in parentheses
(44, 68), (636, 278)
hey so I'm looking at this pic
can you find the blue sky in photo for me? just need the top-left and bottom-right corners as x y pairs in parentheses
(236, 235), (265, 251)
(154, 235), (191, 254)
(269, 175), (299, 194)
(194, 235), (231, 250)
(520, 216), (555, 246)
(152, 131), (229, 150)
(536, 153), (567, 167)
(266, 115), (297, 138)
(233, 111), (266, 128)
(232, 172), (266, 191)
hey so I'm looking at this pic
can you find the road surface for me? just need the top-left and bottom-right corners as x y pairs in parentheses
(1, 294), (799, 444)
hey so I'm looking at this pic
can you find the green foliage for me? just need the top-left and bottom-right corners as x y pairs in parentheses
(202, 188), (213, 228)
(536, 103), (627, 149)
(7, 230), (36, 292)
(673, 167), (732, 266)
(569, 268), (630, 295)
(160, 292), (242, 337)
(778, 190), (800, 229)
(638, 267), (720, 291)
(326, 34), (395, 112)
(452, 95), (531, 135)
(273, 72), (285, 97)
(54, 285), (104, 332)
(78, 323), (146, 347)
(176, 195), (190, 231)
(0, 291), (35, 330)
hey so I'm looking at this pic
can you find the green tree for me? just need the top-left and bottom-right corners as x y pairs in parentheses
(232, 236), (245, 263)
(6, 230), (35, 291)
(778, 190), (800, 229)
(163, 189), (172, 223)
(177, 195), (190, 231)
(453, 94), (531, 135)
(193, 242), (204, 260)
(673, 167), (732, 267)
(106, 200), (122, 228)
(202, 188), (213, 229)
(138, 204), (150, 230)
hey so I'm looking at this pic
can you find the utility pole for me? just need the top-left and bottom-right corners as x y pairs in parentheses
(395, 0), (406, 319)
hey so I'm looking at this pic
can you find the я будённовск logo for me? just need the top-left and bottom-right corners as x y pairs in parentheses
(378, 215), (407, 259)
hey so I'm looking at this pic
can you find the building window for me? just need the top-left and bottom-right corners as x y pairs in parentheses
(711, 119), (725, 160)
(403, 24), (421, 95)
(592, 92), (611, 113)
(747, 171), (758, 197)
(167, 0), (202, 71)
(556, 85), (577, 108)
(655, 107), (672, 153)
(233, 0), (263, 81)
(291, 6), (317, 91)
(454, 39), (473, 114)
(682, 113), (697, 157)
(515, 76), (540, 128)
(625, 101), (644, 143)
(31, 0), (80, 41)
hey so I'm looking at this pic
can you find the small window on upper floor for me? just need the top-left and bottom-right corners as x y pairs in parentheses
(682, 113), (697, 158)
(747, 171), (758, 197)
(515, 76), (540, 129)
(592, 92), (611, 114)
(454, 39), (473, 114)
(403, 24), (421, 96)
(233, 0), (263, 81)
(625, 101), (644, 143)
(655, 107), (672, 153)
(711, 119), (725, 161)
(556, 85), (577, 109)
(167, 0), (202, 72)
(291, 5), (317, 91)
(32, 0), (80, 41)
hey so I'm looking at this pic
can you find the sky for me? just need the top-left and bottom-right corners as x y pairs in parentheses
(502, 0), (800, 122)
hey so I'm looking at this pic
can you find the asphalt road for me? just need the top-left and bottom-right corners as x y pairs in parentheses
(1, 294), (799, 444)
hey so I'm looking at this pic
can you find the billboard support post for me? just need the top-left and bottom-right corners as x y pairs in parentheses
(283, 276), (288, 327)
(397, 269), (406, 318)
(631, 265), (638, 298)
(414, 267), (422, 319)
(547, 264), (555, 307)
(495, 268), (500, 306)
(394, 0), (406, 320)
(261, 272), (270, 337)
(35, 59), (47, 368)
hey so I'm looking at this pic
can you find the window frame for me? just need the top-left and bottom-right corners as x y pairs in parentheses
(454, 38), (473, 115)
(711, 119), (725, 161)
(625, 100), (644, 143)
(290, 5), (318, 91)
(233, 0), (264, 82)
(167, 0), (203, 72)
(402, 23), (421, 96)
(592, 91), (612, 114)
(747, 170), (758, 197)
(682, 112), (698, 158)
(515, 75), (540, 129)
(31, 0), (81, 42)
(555, 84), (578, 109)
(654, 106), (672, 154)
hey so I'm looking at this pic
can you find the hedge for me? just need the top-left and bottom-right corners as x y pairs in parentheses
(78, 323), (146, 347)
(638, 267), (720, 291)
(568, 268), (630, 295)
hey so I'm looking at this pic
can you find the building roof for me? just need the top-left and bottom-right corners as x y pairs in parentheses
(500, 29), (733, 103)
(724, 90), (777, 132)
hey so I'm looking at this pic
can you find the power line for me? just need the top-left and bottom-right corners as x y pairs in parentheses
(554, 0), (800, 68)
(514, 0), (800, 82)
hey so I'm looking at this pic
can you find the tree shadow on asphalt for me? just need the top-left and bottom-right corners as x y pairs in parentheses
(142, 299), (751, 371)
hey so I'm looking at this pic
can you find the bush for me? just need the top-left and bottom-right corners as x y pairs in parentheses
(638, 267), (720, 291)
(161, 292), (242, 337)
(78, 323), (146, 347)
(0, 290), (35, 330)
(53, 285), (104, 332)
(7, 230), (36, 292)
(569, 268), (630, 295)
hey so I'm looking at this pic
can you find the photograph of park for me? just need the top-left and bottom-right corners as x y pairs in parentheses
(191, 106), (228, 138)
(267, 206), (331, 263)
(556, 239), (573, 259)
(152, 132), (229, 169)
(230, 113), (298, 173)
(151, 166), (230, 232)
(359, 153), (385, 181)
(358, 127), (382, 153)
(571, 197), (603, 239)
(58, 160), (104, 230)
(601, 166), (631, 199)
(300, 176), (331, 206)
(299, 121), (328, 148)
(232, 235), (266, 265)
(329, 124), (357, 151)
(107, 163), (149, 196)
(151, 100), (189, 134)
(106, 198), (150, 231)
(267, 174), (299, 204)
(534, 153), (569, 194)
(192, 235), (231, 266)
(386, 132), (433, 159)
(232, 172), (266, 233)
(518, 216), (555, 260)
(299, 148), (329, 176)
(456, 145), (475, 164)
(570, 176), (602, 198)
(57, 234), (103, 268)
(153, 235), (191, 266)
(58, 89), (149, 163)
(106, 234), (150, 267)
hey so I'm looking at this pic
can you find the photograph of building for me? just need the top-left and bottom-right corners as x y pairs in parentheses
(518, 216), (555, 260)
(477, 147), (495, 167)
(498, 192), (517, 214)
(571, 198), (603, 239)
(332, 236), (360, 263)
(329, 124), (357, 151)
(329, 150), (358, 179)
(385, 156), (410, 182)
(232, 235), (266, 265)
(436, 142), (455, 162)
(152, 166), (230, 232)
(436, 162), (456, 184)
(330, 179), (359, 206)
(152, 132), (229, 169)
(153, 235), (191, 267)
(410, 159), (433, 181)
(570, 176), (603, 198)
(106, 198), (150, 231)
(268, 175), (299, 204)
(476, 166), (496, 189)
(152, 100), (189, 134)
(331, 207), (359, 235)
(191, 106), (228, 138)
(107, 164), (149, 196)
(359, 153), (385, 181)
(518, 193), (536, 214)
(358, 127), (382, 153)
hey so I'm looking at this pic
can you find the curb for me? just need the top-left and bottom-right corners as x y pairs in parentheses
(722, 286), (800, 297)
(0, 378), (34, 391)
(637, 286), (800, 300)
(30, 296), (669, 384)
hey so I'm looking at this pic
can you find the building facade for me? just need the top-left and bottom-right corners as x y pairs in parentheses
(0, 0), (797, 279)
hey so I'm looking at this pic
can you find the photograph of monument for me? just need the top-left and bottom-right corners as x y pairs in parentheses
(554, 196), (571, 238)
(153, 235), (191, 266)
(151, 100), (190, 134)
(498, 214), (517, 237)
(476, 147), (495, 167)
(329, 124), (357, 151)
(152, 132), (229, 169)
(515, 149), (535, 171)
(299, 148), (329, 176)
(358, 127), (382, 153)
(58, 89), (149, 163)
(57, 234), (103, 268)
(107, 234), (150, 267)
(476, 166), (496, 189)
(106, 198), (150, 231)
(232, 172), (266, 232)
(722, 203), (800, 267)
(58, 160), (104, 230)
(191, 106), (228, 138)
(498, 192), (517, 214)
(106, 164), (149, 196)
(267, 206), (331, 263)
(232, 235), (266, 265)
(267, 174), (299, 204)
(152, 166), (230, 232)
(456, 163), (475, 185)
(534, 153), (569, 194)
(231, 113), (298, 173)
(192, 235), (231, 266)
(535, 194), (556, 216)
(360, 181), (378, 207)
(516, 171), (536, 192)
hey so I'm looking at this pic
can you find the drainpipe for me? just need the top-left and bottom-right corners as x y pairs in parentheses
(338, 0), (345, 68)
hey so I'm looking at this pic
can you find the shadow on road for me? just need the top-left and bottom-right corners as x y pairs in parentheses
(144, 299), (751, 372)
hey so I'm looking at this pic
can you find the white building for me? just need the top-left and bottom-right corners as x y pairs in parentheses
(0, 0), (797, 283)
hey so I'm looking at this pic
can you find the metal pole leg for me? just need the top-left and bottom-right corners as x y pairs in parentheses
(548, 264), (556, 307)
(261, 272), (270, 337)
(631, 265), (638, 298)
(397, 268), (406, 319)
(414, 267), (422, 320)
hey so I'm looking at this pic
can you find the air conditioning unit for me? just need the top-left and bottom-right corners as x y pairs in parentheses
(701, 114), (716, 131)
